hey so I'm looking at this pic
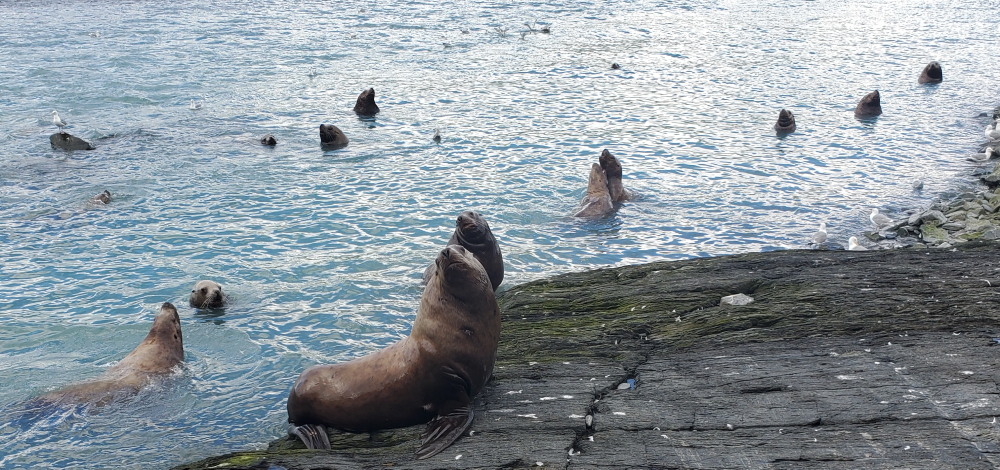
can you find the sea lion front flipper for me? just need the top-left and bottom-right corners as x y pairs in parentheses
(415, 405), (474, 460)
(289, 423), (331, 450)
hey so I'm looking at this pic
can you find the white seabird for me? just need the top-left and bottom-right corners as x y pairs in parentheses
(969, 147), (996, 162)
(812, 222), (827, 245)
(188, 100), (203, 110)
(986, 122), (1000, 141)
(848, 236), (867, 251)
(869, 208), (892, 228)
(51, 110), (67, 131)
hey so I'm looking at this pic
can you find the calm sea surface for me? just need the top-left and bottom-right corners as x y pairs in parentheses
(1, 0), (998, 467)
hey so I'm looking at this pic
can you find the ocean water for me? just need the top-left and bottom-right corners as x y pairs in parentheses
(1, 0), (998, 468)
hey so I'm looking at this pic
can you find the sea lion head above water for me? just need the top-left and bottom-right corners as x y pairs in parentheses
(319, 124), (349, 149)
(854, 90), (882, 118)
(447, 211), (504, 290)
(918, 61), (943, 84)
(189, 280), (225, 309)
(353, 88), (380, 116)
(598, 149), (631, 202)
(574, 163), (614, 218)
(774, 109), (796, 134)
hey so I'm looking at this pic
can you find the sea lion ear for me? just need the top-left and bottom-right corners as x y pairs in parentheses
(415, 405), (474, 459)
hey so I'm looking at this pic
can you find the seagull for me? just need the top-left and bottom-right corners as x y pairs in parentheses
(51, 110), (67, 131)
(987, 121), (1000, 141)
(848, 236), (867, 251)
(869, 208), (892, 228)
(188, 100), (203, 110)
(811, 222), (827, 245)
(969, 147), (996, 162)
(912, 180), (924, 191)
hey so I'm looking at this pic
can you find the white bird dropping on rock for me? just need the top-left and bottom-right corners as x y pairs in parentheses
(812, 222), (827, 245)
(869, 208), (892, 228)
(51, 110), (67, 130)
(848, 236), (867, 251)
(720, 293), (754, 306)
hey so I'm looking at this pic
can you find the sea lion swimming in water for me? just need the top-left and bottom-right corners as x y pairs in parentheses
(319, 124), (349, 149)
(260, 134), (277, 146)
(49, 132), (95, 151)
(286, 244), (501, 459)
(189, 280), (226, 309)
(598, 149), (633, 203)
(35, 303), (184, 407)
(774, 109), (796, 134)
(918, 61), (943, 84)
(421, 211), (504, 291)
(854, 90), (882, 118)
(574, 163), (614, 218)
(90, 190), (111, 205)
(353, 88), (380, 116)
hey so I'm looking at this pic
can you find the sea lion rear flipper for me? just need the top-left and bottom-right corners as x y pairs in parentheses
(415, 405), (474, 460)
(289, 423), (331, 450)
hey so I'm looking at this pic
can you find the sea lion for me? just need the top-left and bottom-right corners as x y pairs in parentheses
(918, 61), (942, 84)
(261, 134), (277, 146)
(598, 149), (632, 203)
(50, 132), (95, 151)
(774, 109), (796, 134)
(421, 211), (504, 291)
(189, 280), (226, 309)
(36, 303), (184, 407)
(854, 90), (882, 118)
(353, 87), (380, 116)
(90, 190), (111, 205)
(319, 124), (349, 149)
(574, 163), (614, 218)
(287, 244), (501, 459)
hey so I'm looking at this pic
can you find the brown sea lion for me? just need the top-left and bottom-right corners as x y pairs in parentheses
(574, 163), (614, 218)
(421, 211), (504, 291)
(854, 90), (882, 118)
(918, 61), (942, 84)
(90, 190), (111, 205)
(353, 88), (380, 116)
(189, 280), (225, 309)
(319, 124), (349, 149)
(774, 109), (796, 134)
(287, 244), (501, 459)
(598, 149), (632, 203)
(36, 303), (184, 407)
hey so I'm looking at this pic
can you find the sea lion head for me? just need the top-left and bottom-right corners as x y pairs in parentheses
(586, 163), (610, 195)
(450, 211), (504, 290)
(433, 245), (490, 299)
(774, 109), (796, 133)
(131, 302), (184, 370)
(918, 61), (942, 84)
(854, 90), (882, 118)
(189, 280), (225, 309)
(353, 88), (380, 116)
(599, 149), (622, 180)
(319, 124), (349, 149)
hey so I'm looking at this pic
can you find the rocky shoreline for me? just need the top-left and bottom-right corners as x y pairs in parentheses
(864, 139), (1000, 249)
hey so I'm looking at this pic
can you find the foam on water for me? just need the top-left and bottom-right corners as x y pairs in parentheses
(1, 0), (999, 468)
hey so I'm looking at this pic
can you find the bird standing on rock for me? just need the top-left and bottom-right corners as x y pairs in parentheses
(51, 110), (67, 132)
(869, 208), (892, 229)
(811, 222), (827, 245)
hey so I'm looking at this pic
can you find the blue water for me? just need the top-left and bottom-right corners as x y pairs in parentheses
(1, 0), (998, 467)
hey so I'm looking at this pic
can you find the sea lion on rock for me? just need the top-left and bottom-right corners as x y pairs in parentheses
(574, 163), (615, 218)
(918, 61), (943, 84)
(598, 149), (633, 203)
(287, 244), (501, 459)
(353, 88), (380, 116)
(260, 134), (277, 146)
(319, 124), (349, 149)
(774, 109), (796, 134)
(189, 280), (226, 309)
(854, 90), (882, 118)
(422, 211), (504, 291)
(50, 132), (95, 151)
(36, 303), (184, 407)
